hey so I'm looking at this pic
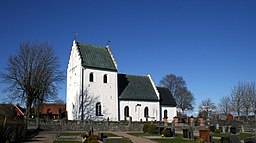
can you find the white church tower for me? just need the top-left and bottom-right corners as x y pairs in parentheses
(66, 40), (119, 121)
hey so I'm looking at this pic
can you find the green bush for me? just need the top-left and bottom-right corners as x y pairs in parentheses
(148, 124), (157, 134)
(143, 124), (150, 133)
(87, 134), (100, 143)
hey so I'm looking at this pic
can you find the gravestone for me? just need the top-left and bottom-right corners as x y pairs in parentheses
(220, 137), (230, 143)
(244, 138), (256, 143)
(241, 126), (245, 133)
(210, 126), (215, 132)
(172, 117), (178, 126)
(163, 118), (168, 127)
(189, 116), (195, 127)
(230, 126), (236, 134)
(199, 130), (211, 142)
(183, 128), (194, 139)
(183, 129), (188, 138)
(219, 126), (223, 133)
(216, 124), (219, 129)
(198, 117), (205, 126)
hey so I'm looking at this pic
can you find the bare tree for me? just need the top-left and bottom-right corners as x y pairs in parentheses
(160, 74), (186, 97)
(160, 74), (195, 116)
(199, 98), (216, 118)
(230, 81), (244, 120)
(218, 95), (231, 115)
(175, 87), (195, 116)
(1, 42), (64, 118)
(72, 89), (102, 121)
(250, 83), (256, 120)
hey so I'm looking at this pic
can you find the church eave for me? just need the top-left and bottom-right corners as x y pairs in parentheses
(83, 65), (117, 72)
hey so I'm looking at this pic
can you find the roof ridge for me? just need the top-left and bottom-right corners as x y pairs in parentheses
(118, 73), (149, 78)
(78, 42), (104, 49)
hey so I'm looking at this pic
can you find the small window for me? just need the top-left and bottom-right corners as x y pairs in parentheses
(144, 107), (149, 118)
(103, 74), (108, 83)
(124, 106), (129, 117)
(96, 102), (102, 116)
(164, 110), (168, 118)
(89, 72), (94, 82)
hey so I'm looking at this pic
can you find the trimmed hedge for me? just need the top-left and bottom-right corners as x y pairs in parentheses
(142, 124), (150, 133)
(148, 124), (157, 134)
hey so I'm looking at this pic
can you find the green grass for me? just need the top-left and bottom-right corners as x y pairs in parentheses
(212, 132), (254, 140)
(240, 133), (254, 140)
(127, 132), (158, 136)
(59, 132), (84, 136)
(128, 132), (221, 143)
(103, 132), (119, 137)
(106, 139), (133, 143)
(53, 141), (81, 143)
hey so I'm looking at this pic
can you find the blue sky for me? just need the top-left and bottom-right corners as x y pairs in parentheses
(1, 0), (256, 115)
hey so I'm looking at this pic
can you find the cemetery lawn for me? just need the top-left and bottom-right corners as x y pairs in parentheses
(59, 132), (84, 136)
(53, 141), (81, 143)
(212, 132), (254, 140)
(128, 132), (220, 143)
(56, 132), (130, 143)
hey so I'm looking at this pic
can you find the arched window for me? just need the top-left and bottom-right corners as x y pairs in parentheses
(144, 107), (149, 118)
(89, 72), (94, 82)
(164, 110), (168, 118)
(103, 74), (107, 83)
(124, 106), (129, 117)
(96, 102), (102, 116)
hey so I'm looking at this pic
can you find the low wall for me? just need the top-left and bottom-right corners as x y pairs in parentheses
(28, 120), (164, 132)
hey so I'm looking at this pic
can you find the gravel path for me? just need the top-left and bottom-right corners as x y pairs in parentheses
(22, 131), (57, 143)
(110, 132), (157, 143)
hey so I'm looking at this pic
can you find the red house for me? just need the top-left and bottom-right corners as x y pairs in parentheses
(0, 104), (25, 119)
(39, 104), (66, 119)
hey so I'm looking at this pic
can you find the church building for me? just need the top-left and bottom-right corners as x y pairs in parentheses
(66, 40), (177, 122)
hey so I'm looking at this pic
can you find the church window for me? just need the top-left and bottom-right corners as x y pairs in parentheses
(103, 74), (108, 83)
(144, 107), (149, 118)
(89, 72), (94, 82)
(124, 106), (129, 117)
(96, 102), (102, 116)
(164, 110), (168, 118)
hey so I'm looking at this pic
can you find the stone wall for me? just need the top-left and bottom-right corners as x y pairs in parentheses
(28, 119), (163, 132)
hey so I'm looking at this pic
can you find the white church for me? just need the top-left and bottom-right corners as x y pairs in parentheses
(66, 40), (177, 122)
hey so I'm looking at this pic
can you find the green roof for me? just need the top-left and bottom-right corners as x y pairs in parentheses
(78, 43), (117, 71)
(118, 74), (159, 101)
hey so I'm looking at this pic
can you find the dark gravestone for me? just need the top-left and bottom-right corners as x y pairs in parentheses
(210, 126), (215, 132)
(219, 126), (223, 132)
(230, 127), (236, 134)
(230, 134), (240, 143)
(245, 138), (256, 143)
(183, 129), (188, 138)
(220, 137), (230, 143)
(188, 130), (194, 139)
(98, 133), (104, 141)
(183, 128), (193, 139)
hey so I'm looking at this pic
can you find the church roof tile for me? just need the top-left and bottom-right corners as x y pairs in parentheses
(118, 74), (159, 101)
(78, 43), (117, 71)
(157, 87), (177, 107)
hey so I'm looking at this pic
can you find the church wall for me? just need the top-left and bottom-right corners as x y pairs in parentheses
(119, 100), (160, 121)
(83, 68), (119, 121)
(161, 106), (177, 122)
(66, 41), (83, 120)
